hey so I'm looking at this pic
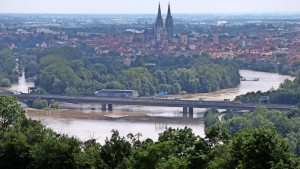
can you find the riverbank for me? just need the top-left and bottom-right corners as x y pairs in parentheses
(25, 107), (202, 124)
(8, 69), (294, 142)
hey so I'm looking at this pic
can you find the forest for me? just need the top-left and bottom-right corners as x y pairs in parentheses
(1, 95), (300, 169)
(3, 47), (240, 96)
(234, 53), (300, 76)
(204, 105), (300, 158)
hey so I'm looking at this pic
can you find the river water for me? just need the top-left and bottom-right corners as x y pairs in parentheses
(7, 70), (294, 143)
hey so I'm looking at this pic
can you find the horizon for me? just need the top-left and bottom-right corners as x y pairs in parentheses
(1, 12), (300, 15)
(1, 0), (300, 14)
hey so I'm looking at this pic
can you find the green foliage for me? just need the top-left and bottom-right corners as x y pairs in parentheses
(25, 60), (38, 78)
(18, 54), (38, 78)
(204, 105), (300, 158)
(101, 130), (131, 169)
(158, 127), (200, 157)
(235, 58), (279, 74)
(37, 55), (81, 94)
(32, 98), (48, 109)
(235, 71), (300, 105)
(2, 95), (300, 168)
(233, 54), (300, 77)
(119, 67), (156, 96)
(42, 46), (83, 61)
(0, 130), (32, 169)
(186, 139), (210, 169)
(230, 128), (299, 169)
(36, 50), (106, 95)
(206, 144), (231, 169)
(50, 100), (59, 109)
(33, 47), (240, 96)
(0, 49), (19, 86)
(30, 135), (81, 169)
(204, 108), (220, 127)
(205, 125), (230, 147)
(0, 96), (53, 169)
(0, 96), (26, 130)
(65, 86), (78, 95)
(205, 128), (300, 169)
(76, 140), (103, 169)
(0, 77), (12, 87)
(130, 140), (183, 169)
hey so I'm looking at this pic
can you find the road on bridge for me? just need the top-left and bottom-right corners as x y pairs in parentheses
(7, 94), (297, 111)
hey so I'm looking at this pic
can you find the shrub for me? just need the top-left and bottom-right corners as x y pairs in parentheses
(32, 98), (48, 109)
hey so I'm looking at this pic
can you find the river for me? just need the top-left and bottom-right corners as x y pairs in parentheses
(7, 70), (294, 143)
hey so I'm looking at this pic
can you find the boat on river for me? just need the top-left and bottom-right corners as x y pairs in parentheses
(240, 76), (259, 81)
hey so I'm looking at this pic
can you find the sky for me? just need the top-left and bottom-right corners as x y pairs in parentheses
(0, 0), (300, 14)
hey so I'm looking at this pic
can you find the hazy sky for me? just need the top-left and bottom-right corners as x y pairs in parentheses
(0, 0), (300, 14)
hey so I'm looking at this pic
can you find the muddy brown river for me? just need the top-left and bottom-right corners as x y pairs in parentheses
(7, 70), (294, 143)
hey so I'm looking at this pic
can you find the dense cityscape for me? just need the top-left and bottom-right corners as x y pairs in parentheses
(1, 5), (300, 65)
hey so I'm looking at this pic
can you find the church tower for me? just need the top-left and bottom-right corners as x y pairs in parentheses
(155, 3), (164, 42)
(165, 3), (173, 42)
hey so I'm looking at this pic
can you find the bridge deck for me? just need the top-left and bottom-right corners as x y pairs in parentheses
(6, 94), (296, 111)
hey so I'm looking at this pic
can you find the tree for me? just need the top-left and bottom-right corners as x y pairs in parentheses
(130, 140), (183, 169)
(32, 98), (48, 109)
(42, 46), (83, 61)
(37, 55), (82, 94)
(50, 100), (59, 109)
(119, 67), (155, 96)
(205, 125), (230, 147)
(65, 87), (78, 95)
(155, 70), (167, 84)
(0, 49), (19, 85)
(0, 129), (32, 169)
(0, 96), (26, 130)
(186, 138), (211, 169)
(100, 130), (131, 169)
(205, 144), (231, 169)
(0, 78), (11, 87)
(230, 128), (300, 169)
(0, 96), (49, 169)
(158, 127), (199, 158)
(76, 141), (104, 169)
(30, 135), (81, 169)
(25, 61), (38, 78)
(172, 82), (181, 94)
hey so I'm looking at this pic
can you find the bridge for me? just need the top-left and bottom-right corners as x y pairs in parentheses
(8, 94), (297, 116)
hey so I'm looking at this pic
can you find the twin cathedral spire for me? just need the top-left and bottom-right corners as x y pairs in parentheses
(154, 3), (173, 42)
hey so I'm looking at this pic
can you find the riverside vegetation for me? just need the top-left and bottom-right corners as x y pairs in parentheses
(0, 49), (20, 87)
(1, 95), (300, 169)
(0, 47), (240, 96)
(235, 71), (300, 105)
(201, 67), (300, 161)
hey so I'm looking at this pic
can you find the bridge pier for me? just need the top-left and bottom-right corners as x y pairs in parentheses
(183, 107), (188, 118)
(108, 104), (113, 111)
(188, 107), (193, 119)
(189, 111), (193, 118)
(101, 104), (106, 111)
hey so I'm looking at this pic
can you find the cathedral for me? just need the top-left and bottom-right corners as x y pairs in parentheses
(154, 3), (173, 42)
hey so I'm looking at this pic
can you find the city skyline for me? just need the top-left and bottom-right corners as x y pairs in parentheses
(0, 0), (300, 14)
